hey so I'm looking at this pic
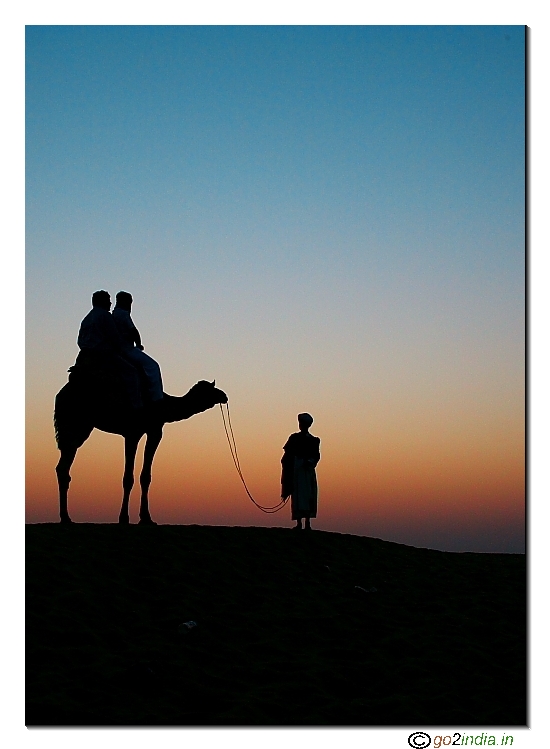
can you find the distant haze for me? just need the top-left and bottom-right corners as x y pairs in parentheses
(26, 26), (525, 552)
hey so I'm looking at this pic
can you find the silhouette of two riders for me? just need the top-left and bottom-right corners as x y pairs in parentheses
(73, 289), (162, 410)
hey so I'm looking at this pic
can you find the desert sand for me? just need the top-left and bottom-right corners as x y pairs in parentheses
(26, 523), (525, 726)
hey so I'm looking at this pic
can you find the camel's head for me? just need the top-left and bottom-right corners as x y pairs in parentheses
(210, 380), (228, 405)
(192, 379), (228, 406)
(165, 380), (229, 423)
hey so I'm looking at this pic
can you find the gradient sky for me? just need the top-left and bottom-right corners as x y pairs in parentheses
(25, 25), (525, 551)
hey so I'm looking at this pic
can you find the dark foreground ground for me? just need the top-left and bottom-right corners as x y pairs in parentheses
(26, 523), (526, 726)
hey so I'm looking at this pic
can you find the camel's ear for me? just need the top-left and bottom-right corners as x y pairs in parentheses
(211, 380), (215, 387)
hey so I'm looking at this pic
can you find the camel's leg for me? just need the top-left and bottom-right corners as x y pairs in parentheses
(138, 427), (163, 525)
(119, 435), (140, 524)
(56, 447), (78, 524)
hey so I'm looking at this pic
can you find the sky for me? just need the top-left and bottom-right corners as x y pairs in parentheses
(25, 25), (525, 552)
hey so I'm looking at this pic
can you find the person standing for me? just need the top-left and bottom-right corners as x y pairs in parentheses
(281, 413), (321, 530)
(112, 291), (164, 403)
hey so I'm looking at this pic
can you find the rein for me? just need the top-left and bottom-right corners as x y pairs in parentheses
(219, 403), (287, 514)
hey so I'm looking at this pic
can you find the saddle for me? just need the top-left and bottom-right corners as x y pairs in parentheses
(69, 349), (120, 382)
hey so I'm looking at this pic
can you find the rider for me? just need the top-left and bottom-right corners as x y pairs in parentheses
(112, 291), (164, 403)
(77, 290), (120, 360)
(76, 290), (142, 409)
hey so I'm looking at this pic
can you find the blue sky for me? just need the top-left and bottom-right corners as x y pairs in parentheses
(27, 26), (523, 265)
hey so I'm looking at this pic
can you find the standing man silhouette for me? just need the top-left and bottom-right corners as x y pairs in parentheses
(281, 413), (321, 530)
(112, 291), (164, 403)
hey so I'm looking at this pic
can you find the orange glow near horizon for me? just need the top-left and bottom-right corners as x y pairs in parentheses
(26, 399), (524, 552)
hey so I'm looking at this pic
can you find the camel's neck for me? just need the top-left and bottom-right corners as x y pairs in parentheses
(162, 392), (215, 423)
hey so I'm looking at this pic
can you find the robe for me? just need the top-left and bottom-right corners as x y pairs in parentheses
(281, 431), (321, 520)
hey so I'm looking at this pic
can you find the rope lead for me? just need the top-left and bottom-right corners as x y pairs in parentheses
(220, 403), (287, 513)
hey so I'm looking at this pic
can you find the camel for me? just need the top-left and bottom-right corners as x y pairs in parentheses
(54, 372), (228, 524)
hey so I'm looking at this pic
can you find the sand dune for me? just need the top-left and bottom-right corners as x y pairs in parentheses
(26, 523), (525, 726)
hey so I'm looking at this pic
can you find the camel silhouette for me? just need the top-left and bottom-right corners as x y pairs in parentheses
(54, 375), (228, 524)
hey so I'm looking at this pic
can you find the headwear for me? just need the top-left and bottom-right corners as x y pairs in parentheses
(298, 412), (313, 427)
